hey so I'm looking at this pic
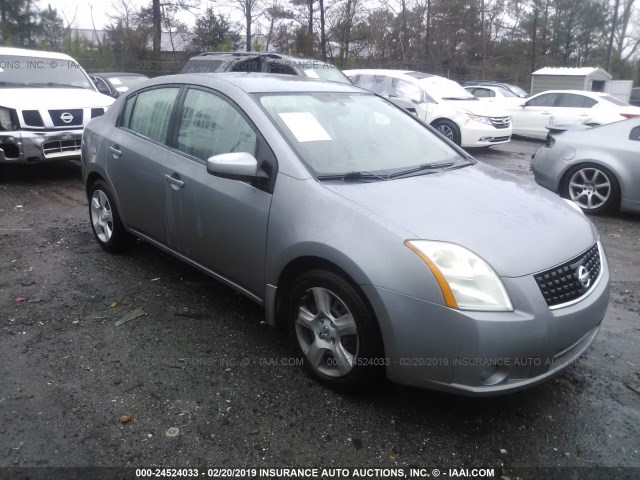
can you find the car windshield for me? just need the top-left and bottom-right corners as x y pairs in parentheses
(258, 92), (468, 177)
(0, 55), (94, 89)
(106, 75), (148, 93)
(506, 84), (529, 97)
(302, 64), (352, 84)
(418, 78), (476, 101)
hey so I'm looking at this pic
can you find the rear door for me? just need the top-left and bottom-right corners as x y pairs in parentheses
(552, 93), (598, 126)
(108, 86), (181, 243)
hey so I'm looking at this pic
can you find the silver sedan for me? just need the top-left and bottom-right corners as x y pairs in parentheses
(81, 73), (610, 396)
(532, 118), (640, 214)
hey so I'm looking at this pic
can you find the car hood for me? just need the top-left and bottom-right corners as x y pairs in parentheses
(0, 88), (114, 109)
(445, 99), (510, 116)
(322, 162), (597, 277)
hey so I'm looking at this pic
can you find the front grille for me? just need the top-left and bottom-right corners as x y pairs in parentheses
(22, 110), (44, 127)
(49, 109), (83, 127)
(91, 108), (104, 119)
(42, 138), (82, 159)
(534, 243), (601, 308)
(488, 136), (511, 143)
(490, 116), (511, 129)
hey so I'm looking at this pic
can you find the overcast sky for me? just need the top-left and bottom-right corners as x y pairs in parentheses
(42, 0), (209, 30)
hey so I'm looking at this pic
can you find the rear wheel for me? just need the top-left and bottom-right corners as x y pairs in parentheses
(431, 119), (461, 145)
(88, 180), (135, 252)
(286, 270), (384, 392)
(561, 163), (620, 214)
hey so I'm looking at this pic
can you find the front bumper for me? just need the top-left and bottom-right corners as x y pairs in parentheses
(363, 246), (610, 396)
(460, 121), (512, 147)
(0, 129), (83, 163)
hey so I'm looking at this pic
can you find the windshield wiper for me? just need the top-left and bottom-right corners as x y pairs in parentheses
(389, 161), (456, 178)
(317, 170), (390, 182)
(442, 97), (476, 101)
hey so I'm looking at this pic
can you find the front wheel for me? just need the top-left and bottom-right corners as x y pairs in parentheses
(431, 119), (461, 145)
(88, 180), (135, 252)
(561, 163), (620, 214)
(286, 270), (384, 392)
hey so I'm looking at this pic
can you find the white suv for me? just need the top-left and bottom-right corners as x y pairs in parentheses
(0, 47), (114, 164)
(344, 69), (512, 147)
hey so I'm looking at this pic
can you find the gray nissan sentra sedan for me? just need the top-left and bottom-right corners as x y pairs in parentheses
(81, 73), (610, 396)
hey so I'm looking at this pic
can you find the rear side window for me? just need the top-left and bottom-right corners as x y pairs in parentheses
(123, 87), (180, 143)
(556, 94), (597, 108)
(176, 88), (257, 160)
(474, 88), (494, 98)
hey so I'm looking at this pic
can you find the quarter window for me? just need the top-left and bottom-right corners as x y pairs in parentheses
(177, 89), (257, 160)
(124, 87), (180, 143)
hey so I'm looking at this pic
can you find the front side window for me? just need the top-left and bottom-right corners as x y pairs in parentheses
(177, 88), (256, 160)
(124, 87), (180, 143)
(392, 79), (424, 103)
(259, 92), (467, 176)
(526, 93), (558, 107)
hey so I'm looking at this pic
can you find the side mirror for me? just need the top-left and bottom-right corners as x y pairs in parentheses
(206, 152), (261, 182)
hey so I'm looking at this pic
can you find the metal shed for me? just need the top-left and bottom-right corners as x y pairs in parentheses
(530, 67), (612, 95)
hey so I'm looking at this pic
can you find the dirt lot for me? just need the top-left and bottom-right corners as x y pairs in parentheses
(0, 138), (639, 480)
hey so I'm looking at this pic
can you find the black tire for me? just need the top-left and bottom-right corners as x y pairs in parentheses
(561, 163), (620, 215)
(88, 180), (135, 252)
(431, 119), (461, 145)
(285, 269), (384, 392)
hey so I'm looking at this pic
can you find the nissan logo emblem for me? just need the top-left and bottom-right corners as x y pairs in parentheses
(60, 112), (74, 124)
(577, 265), (591, 289)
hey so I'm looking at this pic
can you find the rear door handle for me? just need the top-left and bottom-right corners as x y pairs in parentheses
(108, 145), (122, 158)
(165, 174), (185, 189)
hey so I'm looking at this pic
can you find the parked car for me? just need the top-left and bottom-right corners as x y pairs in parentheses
(90, 72), (149, 98)
(463, 80), (529, 98)
(0, 47), (114, 164)
(630, 87), (640, 107)
(345, 69), (512, 147)
(464, 85), (525, 107)
(82, 73), (609, 396)
(181, 51), (351, 84)
(509, 90), (640, 138)
(531, 118), (640, 214)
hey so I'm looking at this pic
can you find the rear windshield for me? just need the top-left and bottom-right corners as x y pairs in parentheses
(601, 94), (630, 106)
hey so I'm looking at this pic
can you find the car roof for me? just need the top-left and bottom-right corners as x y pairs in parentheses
(0, 46), (76, 62)
(188, 51), (330, 65)
(146, 72), (365, 94)
(92, 72), (148, 78)
(532, 90), (611, 97)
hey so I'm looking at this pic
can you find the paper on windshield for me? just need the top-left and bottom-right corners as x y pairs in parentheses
(279, 112), (332, 142)
(110, 78), (123, 85)
(304, 69), (320, 79)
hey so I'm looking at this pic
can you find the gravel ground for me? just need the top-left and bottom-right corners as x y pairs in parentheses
(0, 138), (638, 480)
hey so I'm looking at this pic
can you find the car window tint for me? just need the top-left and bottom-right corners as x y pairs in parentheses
(126, 87), (179, 143)
(475, 88), (494, 98)
(526, 93), (558, 107)
(630, 126), (640, 141)
(557, 93), (597, 108)
(177, 89), (257, 160)
(268, 61), (296, 75)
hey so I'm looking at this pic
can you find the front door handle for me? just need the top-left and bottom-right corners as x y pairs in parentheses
(109, 145), (122, 158)
(165, 174), (185, 189)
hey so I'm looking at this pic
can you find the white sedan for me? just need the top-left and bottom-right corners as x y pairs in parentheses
(509, 90), (640, 138)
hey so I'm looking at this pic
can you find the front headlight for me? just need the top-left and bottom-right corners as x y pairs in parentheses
(405, 240), (513, 311)
(0, 107), (16, 131)
(466, 113), (492, 126)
